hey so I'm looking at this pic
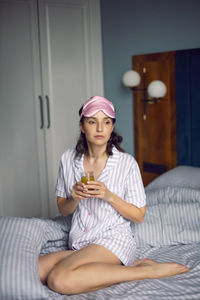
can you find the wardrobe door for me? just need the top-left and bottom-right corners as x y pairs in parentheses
(38, 0), (104, 216)
(0, 0), (49, 217)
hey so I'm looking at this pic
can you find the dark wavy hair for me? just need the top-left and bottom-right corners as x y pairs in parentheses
(75, 105), (125, 157)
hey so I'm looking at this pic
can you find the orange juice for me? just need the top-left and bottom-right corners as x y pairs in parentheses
(81, 172), (94, 189)
(81, 176), (89, 184)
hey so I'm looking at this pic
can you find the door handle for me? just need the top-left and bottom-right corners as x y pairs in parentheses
(38, 96), (44, 129)
(45, 95), (51, 129)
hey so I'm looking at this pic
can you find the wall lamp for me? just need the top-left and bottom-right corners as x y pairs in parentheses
(122, 68), (167, 120)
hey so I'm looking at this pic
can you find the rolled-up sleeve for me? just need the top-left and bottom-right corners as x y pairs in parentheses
(55, 159), (68, 198)
(124, 162), (146, 208)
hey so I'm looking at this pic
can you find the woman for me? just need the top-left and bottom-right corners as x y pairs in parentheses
(39, 96), (189, 295)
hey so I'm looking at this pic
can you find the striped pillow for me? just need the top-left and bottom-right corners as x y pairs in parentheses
(132, 187), (200, 246)
(145, 166), (200, 191)
(0, 217), (48, 300)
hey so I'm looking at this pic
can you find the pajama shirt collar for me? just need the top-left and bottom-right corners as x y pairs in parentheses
(73, 146), (120, 182)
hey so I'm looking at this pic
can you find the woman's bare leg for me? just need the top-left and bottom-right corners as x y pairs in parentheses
(46, 244), (189, 295)
(38, 250), (74, 284)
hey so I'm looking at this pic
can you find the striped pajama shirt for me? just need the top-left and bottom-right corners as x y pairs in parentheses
(56, 146), (146, 266)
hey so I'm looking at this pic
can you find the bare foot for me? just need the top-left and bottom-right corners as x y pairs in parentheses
(133, 258), (189, 279)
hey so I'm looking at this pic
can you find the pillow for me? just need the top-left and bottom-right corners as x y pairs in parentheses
(132, 186), (200, 247)
(145, 166), (200, 191)
(0, 217), (48, 300)
(40, 215), (71, 255)
(0, 216), (70, 300)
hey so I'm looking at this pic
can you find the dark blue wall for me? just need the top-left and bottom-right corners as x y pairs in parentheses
(101, 0), (200, 155)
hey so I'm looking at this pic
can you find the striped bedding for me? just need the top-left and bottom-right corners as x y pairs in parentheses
(0, 186), (200, 300)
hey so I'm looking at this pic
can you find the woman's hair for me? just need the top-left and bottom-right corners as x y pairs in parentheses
(75, 105), (125, 157)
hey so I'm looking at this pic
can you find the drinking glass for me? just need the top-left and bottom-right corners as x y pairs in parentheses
(81, 171), (95, 189)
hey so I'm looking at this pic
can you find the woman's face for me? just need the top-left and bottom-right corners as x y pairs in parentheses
(80, 110), (114, 147)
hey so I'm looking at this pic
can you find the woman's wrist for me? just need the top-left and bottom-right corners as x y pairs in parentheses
(70, 196), (80, 204)
(104, 190), (115, 203)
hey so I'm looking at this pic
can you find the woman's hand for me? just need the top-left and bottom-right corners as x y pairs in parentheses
(84, 180), (146, 223)
(71, 181), (92, 201)
(57, 181), (95, 216)
(83, 181), (112, 202)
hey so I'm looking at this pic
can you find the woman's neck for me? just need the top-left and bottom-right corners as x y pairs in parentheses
(86, 144), (108, 161)
(84, 144), (109, 179)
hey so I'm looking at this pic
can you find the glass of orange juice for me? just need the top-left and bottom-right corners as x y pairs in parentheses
(81, 171), (95, 189)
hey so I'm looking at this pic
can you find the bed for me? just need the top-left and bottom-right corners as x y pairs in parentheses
(0, 166), (200, 300)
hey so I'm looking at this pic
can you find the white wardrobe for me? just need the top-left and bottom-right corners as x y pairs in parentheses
(0, 0), (103, 217)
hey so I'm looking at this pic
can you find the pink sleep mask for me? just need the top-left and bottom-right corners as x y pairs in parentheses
(80, 96), (115, 119)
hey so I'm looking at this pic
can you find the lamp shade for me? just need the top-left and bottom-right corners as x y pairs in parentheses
(147, 80), (167, 98)
(122, 70), (141, 88)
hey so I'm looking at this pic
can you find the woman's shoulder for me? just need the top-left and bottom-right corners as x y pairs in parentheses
(118, 150), (138, 166)
(60, 148), (76, 162)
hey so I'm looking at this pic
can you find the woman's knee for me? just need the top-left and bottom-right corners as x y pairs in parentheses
(47, 267), (78, 295)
